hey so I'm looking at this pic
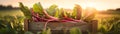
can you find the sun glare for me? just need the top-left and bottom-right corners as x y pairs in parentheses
(25, 1), (103, 11)
(81, 2), (104, 11)
(80, 2), (96, 10)
(86, 2), (95, 7)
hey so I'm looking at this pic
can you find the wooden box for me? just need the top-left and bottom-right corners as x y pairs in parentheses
(24, 20), (98, 34)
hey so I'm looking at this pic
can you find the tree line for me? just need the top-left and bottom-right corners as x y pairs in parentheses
(107, 8), (120, 11)
(0, 5), (19, 10)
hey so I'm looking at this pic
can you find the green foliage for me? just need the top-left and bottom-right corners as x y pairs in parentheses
(107, 20), (120, 34)
(70, 27), (82, 34)
(20, 2), (96, 22)
(33, 2), (44, 15)
(72, 4), (82, 20)
(59, 8), (66, 18)
(66, 12), (72, 18)
(19, 3), (99, 34)
(42, 28), (51, 34)
(19, 2), (32, 19)
(54, 8), (60, 18)
(98, 17), (120, 34)
(0, 16), (25, 34)
(46, 4), (59, 17)
(24, 31), (33, 34)
(72, 7), (77, 19)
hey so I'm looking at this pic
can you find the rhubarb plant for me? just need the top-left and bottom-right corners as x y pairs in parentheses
(19, 2), (97, 34)
(19, 2), (95, 23)
(19, 2), (32, 19)
(19, 2), (97, 32)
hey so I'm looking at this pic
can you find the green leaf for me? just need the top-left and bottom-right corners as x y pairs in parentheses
(98, 26), (108, 34)
(19, 2), (32, 19)
(62, 8), (67, 17)
(70, 27), (82, 34)
(46, 4), (58, 16)
(72, 6), (77, 19)
(0, 16), (24, 34)
(75, 4), (82, 20)
(72, 4), (82, 20)
(54, 8), (60, 18)
(33, 2), (44, 15)
(66, 12), (71, 18)
(42, 28), (51, 34)
(25, 31), (33, 34)
(58, 8), (64, 19)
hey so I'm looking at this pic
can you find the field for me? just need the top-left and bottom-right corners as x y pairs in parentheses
(0, 9), (24, 17)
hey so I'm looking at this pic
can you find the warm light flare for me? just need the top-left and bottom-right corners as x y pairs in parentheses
(77, 2), (96, 9)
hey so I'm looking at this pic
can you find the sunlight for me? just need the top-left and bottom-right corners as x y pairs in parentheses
(82, 2), (104, 11)
(80, 2), (97, 10)
(79, 2), (95, 9)
(86, 2), (95, 8)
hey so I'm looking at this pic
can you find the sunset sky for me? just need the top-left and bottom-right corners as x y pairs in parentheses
(0, 0), (120, 10)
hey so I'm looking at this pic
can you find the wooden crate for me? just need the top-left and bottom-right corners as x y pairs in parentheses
(24, 20), (98, 34)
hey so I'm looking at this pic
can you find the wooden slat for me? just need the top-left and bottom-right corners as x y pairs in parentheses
(91, 20), (98, 34)
(24, 20), (98, 34)
(24, 19), (28, 31)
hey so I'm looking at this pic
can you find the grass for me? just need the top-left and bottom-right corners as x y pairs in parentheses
(95, 11), (120, 34)
(0, 9), (24, 17)
(95, 12), (120, 29)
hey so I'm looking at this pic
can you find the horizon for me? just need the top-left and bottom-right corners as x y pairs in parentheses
(0, 0), (120, 10)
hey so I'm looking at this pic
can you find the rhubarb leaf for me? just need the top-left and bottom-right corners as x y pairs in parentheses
(33, 2), (43, 15)
(72, 4), (82, 20)
(54, 8), (60, 18)
(46, 4), (58, 16)
(60, 8), (68, 18)
(19, 2), (32, 19)
(72, 6), (77, 19)
(75, 4), (82, 20)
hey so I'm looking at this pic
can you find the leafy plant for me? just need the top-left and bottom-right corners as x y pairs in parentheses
(54, 8), (60, 18)
(107, 20), (120, 34)
(0, 16), (25, 34)
(24, 31), (33, 34)
(73, 4), (82, 20)
(19, 2), (32, 19)
(19, 2), (97, 24)
(33, 2), (44, 16)
(98, 17), (120, 34)
(41, 28), (51, 34)
(19, 2), (98, 34)
(70, 27), (82, 34)
(46, 4), (58, 17)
